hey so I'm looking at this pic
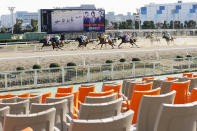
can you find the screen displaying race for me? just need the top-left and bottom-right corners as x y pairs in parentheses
(41, 9), (105, 33)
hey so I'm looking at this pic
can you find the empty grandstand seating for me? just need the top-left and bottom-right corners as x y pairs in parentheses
(1, 73), (197, 131)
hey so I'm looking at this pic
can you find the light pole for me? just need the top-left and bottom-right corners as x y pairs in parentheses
(171, 9), (175, 30)
(136, 8), (141, 32)
(8, 7), (15, 34)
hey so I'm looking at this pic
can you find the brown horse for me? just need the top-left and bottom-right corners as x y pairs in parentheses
(76, 37), (90, 48)
(40, 38), (62, 50)
(118, 36), (138, 48)
(97, 37), (115, 49)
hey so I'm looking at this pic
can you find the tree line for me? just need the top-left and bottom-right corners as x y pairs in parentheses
(0, 19), (38, 34)
(108, 19), (197, 29)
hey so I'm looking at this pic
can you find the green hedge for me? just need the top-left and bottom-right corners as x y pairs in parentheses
(0, 39), (33, 43)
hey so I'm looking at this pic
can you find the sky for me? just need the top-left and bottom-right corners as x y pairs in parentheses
(0, 0), (196, 16)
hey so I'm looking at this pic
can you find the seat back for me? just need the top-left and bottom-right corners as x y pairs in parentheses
(2, 96), (17, 103)
(154, 102), (197, 131)
(4, 108), (56, 131)
(18, 92), (30, 98)
(85, 93), (117, 104)
(170, 80), (190, 104)
(69, 110), (134, 131)
(122, 79), (135, 97)
(183, 73), (193, 78)
(0, 94), (16, 99)
(0, 100), (29, 114)
(181, 77), (197, 92)
(147, 79), (164, 89)
(102, 84), (121, 94)
(189, 88), (197, 102)
(127, 81), (144, 100)
(0, 106), (10, 131)
(57, 86), (74, 94)
(133, 82), (153, 91)
(130, 88), (161, 124)
(160, 80), (177, 94)
(88, 90), (114, 97)
(137, 91), (176, 131)
(17, 95), (42, 110)
(46, 94), (74, 116)
(56, 91), (79, 109)
(42, 92), (52, 103)
(142, 77), (154, 82)
(78, 86), (95, 103)
(78, 98), (122, 120)
(31, 100), (67, 131)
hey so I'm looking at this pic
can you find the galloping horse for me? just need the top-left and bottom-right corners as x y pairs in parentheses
(162, 34), (175, 45)
(76, 37), (89, 48)
(40, 38), (62, 50)
(97, 36), (115, 49)
(146, 34), (160, 43)
(118, 36), (138, 48)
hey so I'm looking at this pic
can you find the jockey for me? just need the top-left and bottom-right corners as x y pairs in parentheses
(80, 35), (86, 42)
(151, 32), (154, 38)
(45, 35), (51, 44)
(102, 34), (110, 42)
(166, 33), (171, 39)
(55, 35), (61, 44)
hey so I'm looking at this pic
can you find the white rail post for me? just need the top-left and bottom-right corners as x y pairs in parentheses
(132, 62), (136, 77)
(171, 62), (174, 73)
(153, 62), (156, 75)
(34, 70), (38, 88)
(62, 66), (65, 84)
(87, 65), (90, 82)
(111, 64), (114, 80)
(188, 58), (191, 71)
(4, 73), (8, 89)
(82, 56), (86, 66)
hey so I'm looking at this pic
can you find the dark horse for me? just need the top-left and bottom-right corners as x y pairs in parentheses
(118, 36), (138, 48)
(97, 36), (115, 49)
(162, 34), (175, 45)
(75, 37), (89, 48)
(40, 38), (62, 50)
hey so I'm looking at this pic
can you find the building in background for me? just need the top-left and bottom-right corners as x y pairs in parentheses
(0, 11), (38, 28)
(140, 1), (197, 24)
(15, 11), (38, 27)
(61, 4), (96, 10)
(0, 14), (16, 28)
(106, 11), (134, 22)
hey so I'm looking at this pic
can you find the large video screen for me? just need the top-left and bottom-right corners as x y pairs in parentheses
(40, 9), (105, 33)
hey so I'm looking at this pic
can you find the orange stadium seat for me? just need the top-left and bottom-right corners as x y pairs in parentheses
(142, 77), (154, 82)
(21, 127), (33, 131)
(41, 92), (52, 103)
(56, 91), (79, 110)
(18, 92), (30, 98)
(0, 94), (16, 99)
(188, 88), (197, 103)
(170, 80), (190, 104)
(133, 82), (153, 92)
(57, 86), (74, 94)
(103, 84), (121, 94)
(167, 77), (175, 81)
(78, 86), (95, 104)
(30, 94), (39, 97)
(183, 73), (193, 78)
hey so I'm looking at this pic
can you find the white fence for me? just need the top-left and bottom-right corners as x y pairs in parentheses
(0, 57), (196, 90)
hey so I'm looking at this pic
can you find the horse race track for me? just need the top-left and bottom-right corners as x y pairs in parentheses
(0, 36), (197, 72)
